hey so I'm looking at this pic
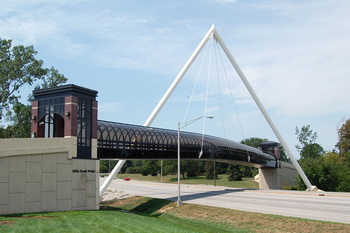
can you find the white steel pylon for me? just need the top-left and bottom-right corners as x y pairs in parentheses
(99, 25), (315, 196)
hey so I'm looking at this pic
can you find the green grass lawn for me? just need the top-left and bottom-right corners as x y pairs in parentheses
(113, 173), (259, 189)
(0, 200), (243, 233)
(1, 196), (349, 233)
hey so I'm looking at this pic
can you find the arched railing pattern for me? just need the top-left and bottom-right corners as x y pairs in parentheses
(97, 120), (276, 167)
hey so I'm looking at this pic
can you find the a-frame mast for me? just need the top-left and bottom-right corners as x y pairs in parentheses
(212, 26), (314, 191)
(99, 25), (314, 196)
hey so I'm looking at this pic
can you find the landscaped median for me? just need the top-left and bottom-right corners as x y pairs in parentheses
(1, 196), (350, 232)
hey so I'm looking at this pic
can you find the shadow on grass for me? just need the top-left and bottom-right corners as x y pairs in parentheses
(3, 212), (55, 218)
(131, 198), (172, 217)
(100, 198), (172, 217)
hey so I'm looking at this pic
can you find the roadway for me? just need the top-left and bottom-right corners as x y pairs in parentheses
(100, 178), (350, 224)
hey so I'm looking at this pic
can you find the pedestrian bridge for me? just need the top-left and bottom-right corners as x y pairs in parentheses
(97, 120), (277, 168)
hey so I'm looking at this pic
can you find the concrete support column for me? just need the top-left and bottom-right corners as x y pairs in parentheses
(259, 162), (298, 190)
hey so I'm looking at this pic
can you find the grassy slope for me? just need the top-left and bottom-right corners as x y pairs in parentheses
(0, 204), (242, 233)
(2, 197), (350, 233)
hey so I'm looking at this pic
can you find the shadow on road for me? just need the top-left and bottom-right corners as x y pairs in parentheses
(167, 188), (255, 202)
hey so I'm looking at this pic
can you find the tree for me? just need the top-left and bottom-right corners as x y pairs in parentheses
(234, 137), (267, 178)
(205, 161), (217, 180)
(227, 164), (243, 181)
(296, 152), (350, 192)
(241, 137), (268, 148)
(162, 160), (177, 176)
(337, 119), (350, 157)
(295, 125), (324, 159)
(182, 160), (200, 177)
(0, 38), (67, 137)
(141, 160), (158, 176)
(294, 122), (350, 192)
(0, 101), (31, 138)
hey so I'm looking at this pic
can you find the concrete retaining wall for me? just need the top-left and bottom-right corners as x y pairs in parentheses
(259, 161), (298, 190)
(0, 138), (99, 215)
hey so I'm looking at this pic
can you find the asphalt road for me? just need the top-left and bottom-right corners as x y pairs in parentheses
(101, 178), (350, 224)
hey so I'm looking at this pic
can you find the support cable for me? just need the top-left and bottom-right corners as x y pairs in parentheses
(213, 28), (313, 190)
(183, 38), (211, 123)
(216, 41), (251, 161)
(99, 25), (216, 196)
(214, 41), (226, 138)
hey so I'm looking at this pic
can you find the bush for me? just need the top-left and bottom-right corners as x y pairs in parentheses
(227, 164), (243, 181)
(205, 161), (218, 180)
(296, 152), (350, 192)
(141, 168), (148, 176)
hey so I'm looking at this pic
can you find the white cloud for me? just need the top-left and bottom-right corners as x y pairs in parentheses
(225, 0), (350, 119)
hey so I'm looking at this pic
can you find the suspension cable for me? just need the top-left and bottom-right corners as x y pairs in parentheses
(216, 40), (250, 159)
(182, 37), (211, 123)
(214, 40), (226, 138)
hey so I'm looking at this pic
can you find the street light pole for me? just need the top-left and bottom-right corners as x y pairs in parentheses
(177, 115), (213, 207)
(177, 122), (182, 206)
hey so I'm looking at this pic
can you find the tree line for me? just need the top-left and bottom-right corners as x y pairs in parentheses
(294, 123), (350, 192)
(100, 137), (270, 182)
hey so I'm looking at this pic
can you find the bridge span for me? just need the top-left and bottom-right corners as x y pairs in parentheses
(97, 120), (277, 168)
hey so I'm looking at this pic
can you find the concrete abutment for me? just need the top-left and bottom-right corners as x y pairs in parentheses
(259, 161), (298, 190)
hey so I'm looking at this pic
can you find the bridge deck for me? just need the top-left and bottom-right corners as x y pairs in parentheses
(97, 120), (277, 168)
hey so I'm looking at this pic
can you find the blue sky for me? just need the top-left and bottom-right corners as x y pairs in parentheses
(1, 0), (350, 157)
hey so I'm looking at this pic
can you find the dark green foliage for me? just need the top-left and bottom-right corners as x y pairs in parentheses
(0, 101), (31, 138)
(215, 162), (229, 174)
(294, 123), (350, 192)
(99, 160), (118, 173)
(162, 160), (177, 175)
(182, 160), (200, 177)
(280, 148), (290, 162)
(295, 125), (324, 159)
(0, 38), (67, 138)
(224, 137), (265, 181)
(120, 160), (133, 173)
(0, 39), (67, 119)
(240, 137), (268, 148)
(141, 160), (158, 176)
(205, 161), (218, 180)
(99, 160), (109, 173)
(297, 152), (350, 192)
(227, 164), (243, 181)
(344, 152), (350, 168)
(337, 119), (350, 157)
(300, 143), (324, 159)
(160, 160), (206, 178)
